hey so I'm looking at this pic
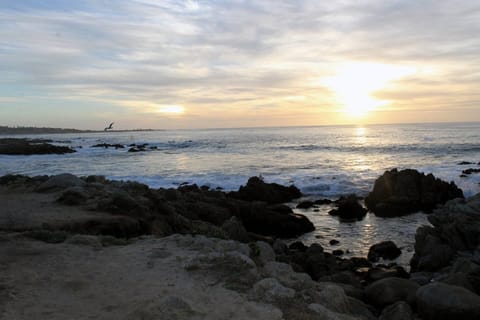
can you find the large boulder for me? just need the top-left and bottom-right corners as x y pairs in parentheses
(231, 176), (302, 204)
(234, 202), (314, 238)
(365, 277), (419, 308)
(367, 241), (402, 262)
(416, 283), (480, 320)
(36, 173), (86, 192)
(329, 195), (367, 220)
(365, 169), (463, 217)
(379, 301), (413, 320)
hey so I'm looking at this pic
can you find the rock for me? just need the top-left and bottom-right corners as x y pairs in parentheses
(410, 226), (455, 272)
(365, 169), (464, 216)
(0, 138), (76, 155)
(329, 195), (367, 220)
(307, 303), (359, 320)
(231, 176), (302, 204)
(234, 202), (314, 238)
(462, 168), (480, 175)
(330, 239), (340, 245)
(315, 198), (333, 205)
(91, 143), (124, 149)
(251, 278), (295, 302)
(289, 241), (308, 252)
(296, 201), (314, 209)
(36, 173), (86, 192)
(57, 186), (90, 205)
(416, 282), (480, 320)
(365, 277), (419, 308)
(60, 215), (148, 238)
(367, 241), (402, 262)
(252, 241), (275, 265)
(221, 216), (250, 242)
(458, 161), (474, 165)
(272, 239), (288, 254)
(263, 261), (314, 290)
(333, 249), (344, 256)
(379, 301), (413, 320)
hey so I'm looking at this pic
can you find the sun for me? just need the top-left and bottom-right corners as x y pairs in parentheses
(323, 62), (415, 117)
(156, 105), (185, 114)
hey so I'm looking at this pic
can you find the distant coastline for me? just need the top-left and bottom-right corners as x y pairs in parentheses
(0, 126), (160, 135)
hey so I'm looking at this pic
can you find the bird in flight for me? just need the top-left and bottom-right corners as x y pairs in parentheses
(104, 122), (114, 131)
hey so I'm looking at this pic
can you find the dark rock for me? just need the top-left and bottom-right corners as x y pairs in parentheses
(314, 199), (333, 205)
(365, 277), (419, 308)
(221, 216), (250, 242)
(416, 283), (480, 320)
(296, 201), (314, 209)
(272, 239), (288, 254)
(231, 176), (302, 204)
(289, 241), (308, 252)
(60, 215), (148, 238)
(365, 169), (464, 216)
(0, 138), (76, 155)
(368, 241), (402, 262)
(36, 173), (86, 192)
(91, 143), (124, 149)
(330, 239), (340, 245)
(57, 187), (89, 205)
(462, 168), (480, 175)
(234, 202), (314, 238)
(328, 194), (367, 220)
(128, 147), (146, 152)
(379, 301), (413, 320)
(458, 161), (474, 165)
(332, 249), (344, 256)
(460, 174), (468, 178)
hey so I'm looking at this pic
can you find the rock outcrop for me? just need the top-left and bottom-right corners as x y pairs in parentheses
(329, 195), (367, 220)
(365, 169), (463, 217)
(0, 138), (76, 155)
(230, 176), (302, 204)
(367, 241), (402, 262)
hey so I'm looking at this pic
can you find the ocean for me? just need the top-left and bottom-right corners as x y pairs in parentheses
(2, 122), (480, 267)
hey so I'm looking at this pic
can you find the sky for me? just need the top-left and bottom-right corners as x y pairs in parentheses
(1, 0), (480, 130)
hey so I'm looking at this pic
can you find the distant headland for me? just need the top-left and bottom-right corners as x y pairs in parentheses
(0, 126), (160, 135)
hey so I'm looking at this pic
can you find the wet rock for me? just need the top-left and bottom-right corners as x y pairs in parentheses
(416, 282), (480, 320)
(252, 241), (275, 265)
(329, 195), (367, 220)
(272, 239), (288, 254)
(91, 143), (124, 149)
(367, 241), (402, 262)
(57, 186), (90, 205)
(462, 168), (480, 175)
(379, 301), (413, 320)
(458, 161), (474, 165)
(365, 168), (464, 216)
(296, 201), (314, 209)
(234, 202), (314, 238)
(0, 138), (76, 155)
(333, 249), (344, 256)
(330, 239), (340, 245)
(365, 277), (419, 308)
(231, 176), (302, 204)
(289, 241), (308, 252)
(315, 198), (333, 205)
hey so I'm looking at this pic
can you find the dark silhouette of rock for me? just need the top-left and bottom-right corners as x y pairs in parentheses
(458, 161), (474, 165)
(296, 200), (314, 209)
(365, 277), (419, 308)
(379, 301), (413, 320)
(230, 176), (302, 204)
(462, 168), (480, 175)
(0, 138), (76, 155)
(92, 143), (124, 149)
(330, 239), (340, 245)
(329, 195), (367, 220)
(365, 169), (464, 217)
(314, 199), (333, 205)
(368, 241), (402, 262)
(416, 283), (480, 320)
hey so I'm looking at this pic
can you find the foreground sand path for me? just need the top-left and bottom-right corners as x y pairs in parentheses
(1, 234), (284, 320)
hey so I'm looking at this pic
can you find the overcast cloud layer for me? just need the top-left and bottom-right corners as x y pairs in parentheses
(1, 0), (479, 129)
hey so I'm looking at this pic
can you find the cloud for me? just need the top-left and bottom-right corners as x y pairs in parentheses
(0, 0), (479, 128)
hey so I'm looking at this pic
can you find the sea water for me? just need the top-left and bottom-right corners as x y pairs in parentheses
(2, 122), (480, 266)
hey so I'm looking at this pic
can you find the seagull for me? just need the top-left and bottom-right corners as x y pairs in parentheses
(104, 122), (114, 131)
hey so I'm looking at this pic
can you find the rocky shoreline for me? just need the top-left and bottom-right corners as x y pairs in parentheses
(1, 170), (479, 319)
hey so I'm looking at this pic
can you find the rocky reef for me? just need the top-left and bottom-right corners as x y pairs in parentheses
(0, 138), (76, 155)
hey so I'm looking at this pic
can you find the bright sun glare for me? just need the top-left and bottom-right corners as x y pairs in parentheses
(324, 62), (416, 117)
(156, 105), (185, 114)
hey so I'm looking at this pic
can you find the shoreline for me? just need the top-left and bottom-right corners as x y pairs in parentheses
(1, 172), (479, 319)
